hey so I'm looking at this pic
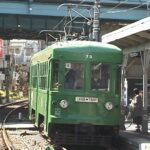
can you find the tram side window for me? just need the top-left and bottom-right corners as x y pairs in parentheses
(52, 60), (59, 89)
(39, 62), (48, 90)
(32, 77), (37, 88)
(65, 63), (84, 89)
(91, 63), (110, 90)
(31, 65), (38, 88)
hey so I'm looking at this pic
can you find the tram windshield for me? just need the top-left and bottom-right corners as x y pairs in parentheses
(91, 63), (110, 90)
(65, 63), (84, 89)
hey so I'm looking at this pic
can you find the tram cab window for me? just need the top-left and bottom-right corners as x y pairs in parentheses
(91, 63), (110, 90)
(52, 61), (59, 89)
(65, 63), (84, 89)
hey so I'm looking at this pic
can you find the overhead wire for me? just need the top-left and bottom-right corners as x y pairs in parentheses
(53, 0), (87, 30)
(57, 0), (93, 39)
(52, 16), (67, 30)
(53, 0), (91, 29)
(106, 0), (129, 11)
(64, 9), (91, 35)
(105, 4), (143, 14)
(54, 0), (138, 31)
(53, 0), (145, 40)
(102, 0), (144, 14)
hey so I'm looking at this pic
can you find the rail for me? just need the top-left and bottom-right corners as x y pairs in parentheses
(1, 102), (28, 150)
(0, 99), (28, 109)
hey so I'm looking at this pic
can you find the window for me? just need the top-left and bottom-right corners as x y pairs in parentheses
(52, 60), (59, 89)
(39, 62), (48, 90)
(91, 63), (110, 90)
(65, 63), (84, 89)
(31, 65), (38, 88)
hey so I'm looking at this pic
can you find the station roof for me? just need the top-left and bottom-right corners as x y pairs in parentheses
(102, 16), (150, 53)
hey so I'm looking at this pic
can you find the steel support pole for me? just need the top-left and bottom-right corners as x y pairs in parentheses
(93, 0), (100, 41)
(141, 50), (149, 134)
(121, 54), (128, 105)
(120, 54), (128, 130)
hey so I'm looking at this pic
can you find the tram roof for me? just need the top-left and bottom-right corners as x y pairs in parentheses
(31, 40), (122, 63)
(49, 40), (121, 51)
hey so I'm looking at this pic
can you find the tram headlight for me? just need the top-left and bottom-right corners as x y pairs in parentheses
(59, 99), (69, 108)
(105, 102), (113, 110)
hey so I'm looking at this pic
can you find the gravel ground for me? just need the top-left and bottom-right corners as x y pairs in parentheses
(7, 129), (51, 150)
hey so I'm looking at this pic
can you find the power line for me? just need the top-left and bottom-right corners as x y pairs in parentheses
(103, 3), (144, 14)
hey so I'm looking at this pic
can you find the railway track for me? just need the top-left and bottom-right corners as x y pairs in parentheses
(0, 99), (28, 109)
(1, 100), (28, 150)
(0, 101), (119, 150)
(0, 100), (61, 150)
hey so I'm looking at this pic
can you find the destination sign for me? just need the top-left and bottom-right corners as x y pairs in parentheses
(75, 97), (98, 103)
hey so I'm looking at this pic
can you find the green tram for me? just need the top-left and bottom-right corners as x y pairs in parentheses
(29, 40), (122, 146)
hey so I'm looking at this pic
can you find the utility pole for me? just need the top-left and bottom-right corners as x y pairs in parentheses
(5, 40), (10, 102)
(93, 0), (100, 41)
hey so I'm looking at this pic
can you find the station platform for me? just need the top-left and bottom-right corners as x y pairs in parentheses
(119, 121), (150, 150)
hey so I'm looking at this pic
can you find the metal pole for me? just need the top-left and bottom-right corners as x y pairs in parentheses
(93, 0), (100, 41)
(142, 50), (149, 134)
(5, 40), (10, 102)
(120, 54), (128, 130)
